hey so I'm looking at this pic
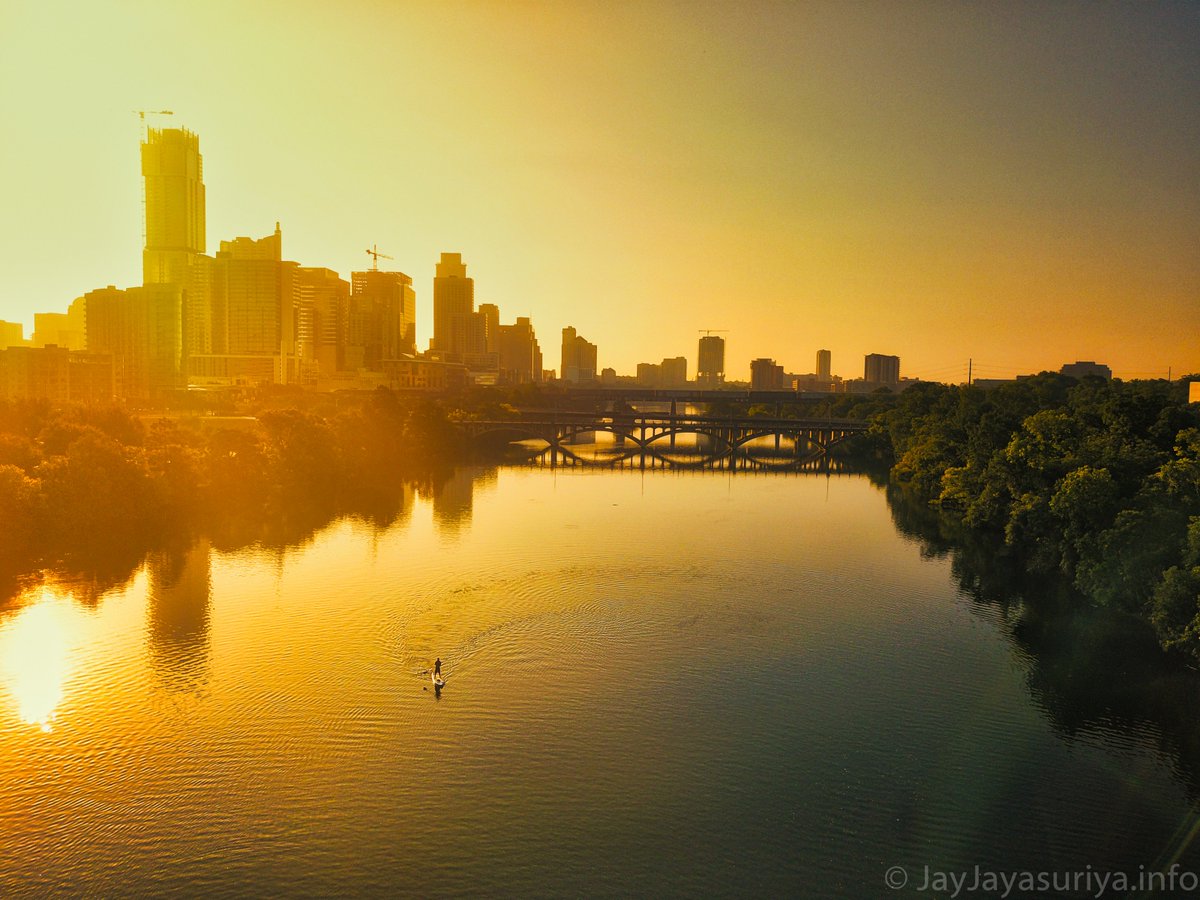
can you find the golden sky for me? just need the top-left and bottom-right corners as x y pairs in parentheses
(1, 0), (1197, 380)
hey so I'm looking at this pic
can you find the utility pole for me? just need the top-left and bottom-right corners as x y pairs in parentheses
(968, 358), (972, 386)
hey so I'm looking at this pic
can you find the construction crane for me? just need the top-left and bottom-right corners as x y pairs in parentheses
(365, 244), (394, 271)
(698, 329), (729, 336)
(133, 109), (173, 140)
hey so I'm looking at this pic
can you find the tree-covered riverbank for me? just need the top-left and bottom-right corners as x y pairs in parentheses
(0, 390), (463, 601)
(872, 375), (1200, 660)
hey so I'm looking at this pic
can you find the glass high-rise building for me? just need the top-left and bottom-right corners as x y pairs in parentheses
(351, 270), (416, 370)
(697, 335), (725, 387)
(431, 252), (474, 363)
(141, 128), (206, 286)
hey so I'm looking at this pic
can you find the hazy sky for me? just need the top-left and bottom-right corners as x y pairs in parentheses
(1, 0), (1197, 380)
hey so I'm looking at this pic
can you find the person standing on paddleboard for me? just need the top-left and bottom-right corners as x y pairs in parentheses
(434, 658), (442, 679)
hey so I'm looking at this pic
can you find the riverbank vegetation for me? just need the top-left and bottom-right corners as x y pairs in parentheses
(0, 390), (462, 601)
(872, 374), (1200, 660)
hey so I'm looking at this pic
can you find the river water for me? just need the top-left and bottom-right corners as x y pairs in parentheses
(1, 467), (1197, 897)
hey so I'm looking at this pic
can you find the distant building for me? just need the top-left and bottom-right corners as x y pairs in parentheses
(68, 352), (117, 403)
(790, 372), (838, 392)
(465, 302), (499, 375)
(349, 269), (416, 371)
(600, 367), (617, 385)
(430, 252), (474, 364)
(0, 321), (24, 350)
(561, 326), (597, 383)
(382, 355), (468, 391)
(864, 353), (900, 385)
(660, 356), (687, 388)
(697, 335), (725, 387)
(1060, 360), (1112, 380)
(141, 127), (206, 287)
(0, 346), (70, 401)
(428, 253), (496, 373)
(31, 298), (85, 350)
(497, 316), (543, 385)
(296, 267), (349, 377)
(85, 283), (185, 398)
(970, 378), (1015, 391)
(1, 345), (115, 402)
(477, 303), (500, 354)
(816, 349), (831, 381)
(140, 127), (217, 364)
(636, 362), (661, 386)
(750, 357), (785, 390)
(181, 225), (301, 385)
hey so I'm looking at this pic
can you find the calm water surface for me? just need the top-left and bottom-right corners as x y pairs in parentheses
(1, 468), (1197, 897)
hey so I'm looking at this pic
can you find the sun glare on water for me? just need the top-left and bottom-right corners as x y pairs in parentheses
(0, 594), (76, 732)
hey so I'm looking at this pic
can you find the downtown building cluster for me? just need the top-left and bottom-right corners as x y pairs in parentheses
(0, 125), (926, 403)
(0, 128), (554, 402)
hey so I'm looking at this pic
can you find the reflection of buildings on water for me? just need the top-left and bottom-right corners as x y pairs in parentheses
(146, 539), (212, 692)
(430, 467), (497, 535)
(356, 481), (415, 533)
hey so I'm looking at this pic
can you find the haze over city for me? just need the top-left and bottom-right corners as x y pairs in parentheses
(1, 0), (1196, 382)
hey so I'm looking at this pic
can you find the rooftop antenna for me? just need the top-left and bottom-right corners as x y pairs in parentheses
(365, 244), (394, 271)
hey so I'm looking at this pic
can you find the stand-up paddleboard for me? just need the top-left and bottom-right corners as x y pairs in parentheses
(432, 674), (446, 688)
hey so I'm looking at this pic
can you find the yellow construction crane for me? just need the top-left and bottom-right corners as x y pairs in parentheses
(133, 109), (173, 140)
(698, 329), (729, 336)
(365, 244), (394, 271)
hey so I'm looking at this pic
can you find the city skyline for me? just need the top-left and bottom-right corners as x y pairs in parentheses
(1, 2), (1198, 381)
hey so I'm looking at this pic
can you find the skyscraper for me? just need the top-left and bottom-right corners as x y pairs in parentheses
(477, 303), (500, 355)
(141, 127), (214, 363)
(497, 316), (543, 384)
(561, 326), (597, 383)
(185, 224), (302, 385)
(350, 269), (416, 370)
(216, 227), (286, 356)
(816, 349), (831, 381)
(864, 353), (900, 385)
(296, 267), (349, 376)
(141, 128), (206, 286)
(697, 335), (725, 387)
(431, 252), (474, 363)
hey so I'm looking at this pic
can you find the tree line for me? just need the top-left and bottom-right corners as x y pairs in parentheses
(0, 389), (463, 599)
(870, 374), (1200, 660)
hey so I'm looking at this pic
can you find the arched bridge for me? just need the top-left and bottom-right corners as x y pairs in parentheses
(455, 413), (870, 470)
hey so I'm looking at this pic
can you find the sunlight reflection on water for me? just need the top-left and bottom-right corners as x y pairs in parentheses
(0, 468), (1196, 897)
(0, 592), (75, 732)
